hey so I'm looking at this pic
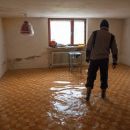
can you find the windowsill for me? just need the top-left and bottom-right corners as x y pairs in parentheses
(48, 44), (85, 49)
(48, 45), (85, 52)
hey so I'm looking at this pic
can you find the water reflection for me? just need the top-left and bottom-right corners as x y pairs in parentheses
(48, 84), (89, 129)
(53, 80), (71, 84)
(46, 83), (124, 130)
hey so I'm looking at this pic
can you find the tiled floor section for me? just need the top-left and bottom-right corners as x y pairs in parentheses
(0, 65), (130, 130)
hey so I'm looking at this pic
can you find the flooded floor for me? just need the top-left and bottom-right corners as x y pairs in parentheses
(0, 65), (130, 130)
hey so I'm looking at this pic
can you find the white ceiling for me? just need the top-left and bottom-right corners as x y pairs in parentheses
(0, 0), (130, 18)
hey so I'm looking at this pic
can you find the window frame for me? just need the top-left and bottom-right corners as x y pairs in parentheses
(48, 18), (86, 46)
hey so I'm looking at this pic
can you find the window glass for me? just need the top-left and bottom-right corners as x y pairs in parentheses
(74, 21), (85, 45)
(50, 21), (71, 45)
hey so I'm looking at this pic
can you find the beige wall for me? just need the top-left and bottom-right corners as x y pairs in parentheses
(3, 18), (49, 69)
(3, 18), (124, 70)
(120, 18), (130, 65)
(0, 18), (7, 77)
(87, 18), (124, 63)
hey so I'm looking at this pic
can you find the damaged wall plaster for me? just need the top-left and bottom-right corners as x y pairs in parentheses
(3, 18), (48, 69)
(12, 52), (44, 62)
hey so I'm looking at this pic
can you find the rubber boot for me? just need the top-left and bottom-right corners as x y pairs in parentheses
(86, 87), (92, 101)
(101, 89), (106, 99)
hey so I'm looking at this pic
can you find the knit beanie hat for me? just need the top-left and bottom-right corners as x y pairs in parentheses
(100, 19), (109, 28)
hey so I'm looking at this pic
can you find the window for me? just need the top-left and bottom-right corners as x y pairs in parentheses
(48, 18), (86, 46)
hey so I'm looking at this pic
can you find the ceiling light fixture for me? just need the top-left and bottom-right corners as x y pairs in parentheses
(20, 13), (34, 36)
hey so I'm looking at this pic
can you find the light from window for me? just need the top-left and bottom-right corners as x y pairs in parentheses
(50, 21), (71, 45)
(74, 21), (85, 45)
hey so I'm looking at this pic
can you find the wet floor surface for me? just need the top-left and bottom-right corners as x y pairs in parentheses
(0, 65), (130, 130)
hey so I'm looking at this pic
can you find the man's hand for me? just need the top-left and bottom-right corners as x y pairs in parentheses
(112, 63), (117, 69)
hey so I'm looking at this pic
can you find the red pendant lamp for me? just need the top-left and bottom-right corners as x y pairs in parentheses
(20, 14), (34, 36)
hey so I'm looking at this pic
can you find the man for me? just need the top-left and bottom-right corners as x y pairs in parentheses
(85, 19), (118, 101)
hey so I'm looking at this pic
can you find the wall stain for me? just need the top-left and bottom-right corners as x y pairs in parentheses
(25, 55), (41, 60)
(2, 60), (7, 65)
(15, 58), (23, 62)
(13, 55), (42, 62)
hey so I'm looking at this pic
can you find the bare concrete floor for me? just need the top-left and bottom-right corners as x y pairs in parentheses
(0, 65), (130, 130)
